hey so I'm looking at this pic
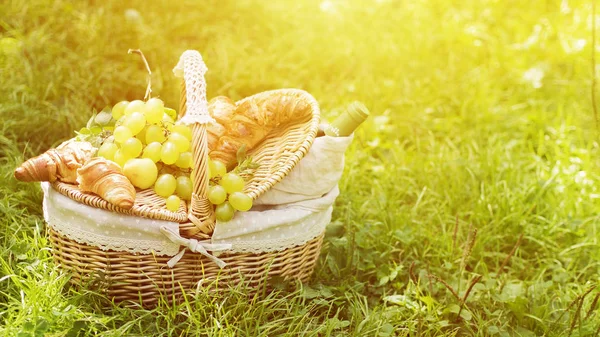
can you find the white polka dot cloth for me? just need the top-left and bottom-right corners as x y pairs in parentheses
(41, 182), (181, 256)
(212, 186), (338, 253)
(253, 134), (353, 206)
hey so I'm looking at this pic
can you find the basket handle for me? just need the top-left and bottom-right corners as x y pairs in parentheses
(174, 50), (215, 234)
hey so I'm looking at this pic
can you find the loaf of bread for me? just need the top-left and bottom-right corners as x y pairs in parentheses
(206, 91), (311, 168)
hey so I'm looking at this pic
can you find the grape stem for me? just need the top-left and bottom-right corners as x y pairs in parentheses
(127, 49), (152, 100)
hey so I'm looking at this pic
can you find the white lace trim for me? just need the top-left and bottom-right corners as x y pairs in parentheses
(173, 50), (211, 125)
(47, 215), (180, 256)
(211, 208), (329, 254)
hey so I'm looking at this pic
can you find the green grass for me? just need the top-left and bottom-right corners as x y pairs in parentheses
(1, 0), (600, 335)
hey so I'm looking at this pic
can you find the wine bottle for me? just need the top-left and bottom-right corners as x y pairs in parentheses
(324, 101), (369, 137)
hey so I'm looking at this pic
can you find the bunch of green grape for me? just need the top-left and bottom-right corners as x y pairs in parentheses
(95, 98), (193, 212)
(207, 159), (253, 222)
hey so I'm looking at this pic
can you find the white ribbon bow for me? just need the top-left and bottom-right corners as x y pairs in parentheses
(160, 226), (232, 269)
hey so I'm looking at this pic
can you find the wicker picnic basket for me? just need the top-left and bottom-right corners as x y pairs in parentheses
(46, 50), (322, 306)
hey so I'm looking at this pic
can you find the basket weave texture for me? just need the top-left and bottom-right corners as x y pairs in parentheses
(48, 51), (323, 305)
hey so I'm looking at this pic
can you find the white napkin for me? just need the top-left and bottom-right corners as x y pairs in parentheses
(254, 134), (353, 205)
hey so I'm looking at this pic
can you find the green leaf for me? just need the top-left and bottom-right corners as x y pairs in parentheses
(437, 320), (450, 327)
(447, 303), (460, 314)
(319, 286), (334, 298)
(236, 144), (247, 165)
(419, 296), (435, 308)
(164, 107), (177, 120)
(487, 326), (500, 335)
(23, 322), (35, 331)
(384, 295), (418, 308)
(10, 241), (29, 260)
(459, 309), (472, 321)
(378, 323), (394, 337)
(497, 281), (524, 303)
(34, 319), (49, 334)
(378, 275), (389, 286)
(302, 286), (320, 299)
(86, 110), (98, 129)
(325, 221), (345, 238)
(90, 126), (102, 135)
(328, 318), (350, 329)
(79, 127), (91, 135)
(313, 298), (329, 306)
(66, 320), (88, 337)
(514, 327), (536, 337)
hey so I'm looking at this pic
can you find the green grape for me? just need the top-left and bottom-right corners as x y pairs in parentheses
(116, 114), (129, 127)
(229, 192), (253, 211)
(145, 124), (166, 143)
(175, 152), (192, 169)
(97, 142), (119, 161)
(209, 160), (227, 178)
(113, 126), (133, 143)
(173, 124), (192, 141)
(160, 142), (180, 165)
(124, 100), (146, 115)
(123, 158), (158, 189)
(121, 137), (143, 158)
(168, 133), (190, 152)
(113, 149), (130, 167)
(219, 173), (245, 193)
(112, 101), (129, 120)
(137, 125), (148, 144)
(175, 176), (192, 201)
(162, 114), (175, 131)
(162, 113), (174, 123)
(207, 185), (227, 205)
(154, 173), (177, 197)
(124, 112), (146, 135)
(145, 97), (164, 124)
(215, 202), (235, 222)
(142, 142), (162, 163)
(166, 195), (180, 212)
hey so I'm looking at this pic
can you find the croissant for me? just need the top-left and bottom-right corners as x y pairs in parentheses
(14, 141), (96, 183)
(76, 158), (136, 210)
(207, 91), (312, 167)
(206, 96), (235, 150)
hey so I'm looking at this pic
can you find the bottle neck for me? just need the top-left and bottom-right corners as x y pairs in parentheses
(325, 102), (369, 137)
